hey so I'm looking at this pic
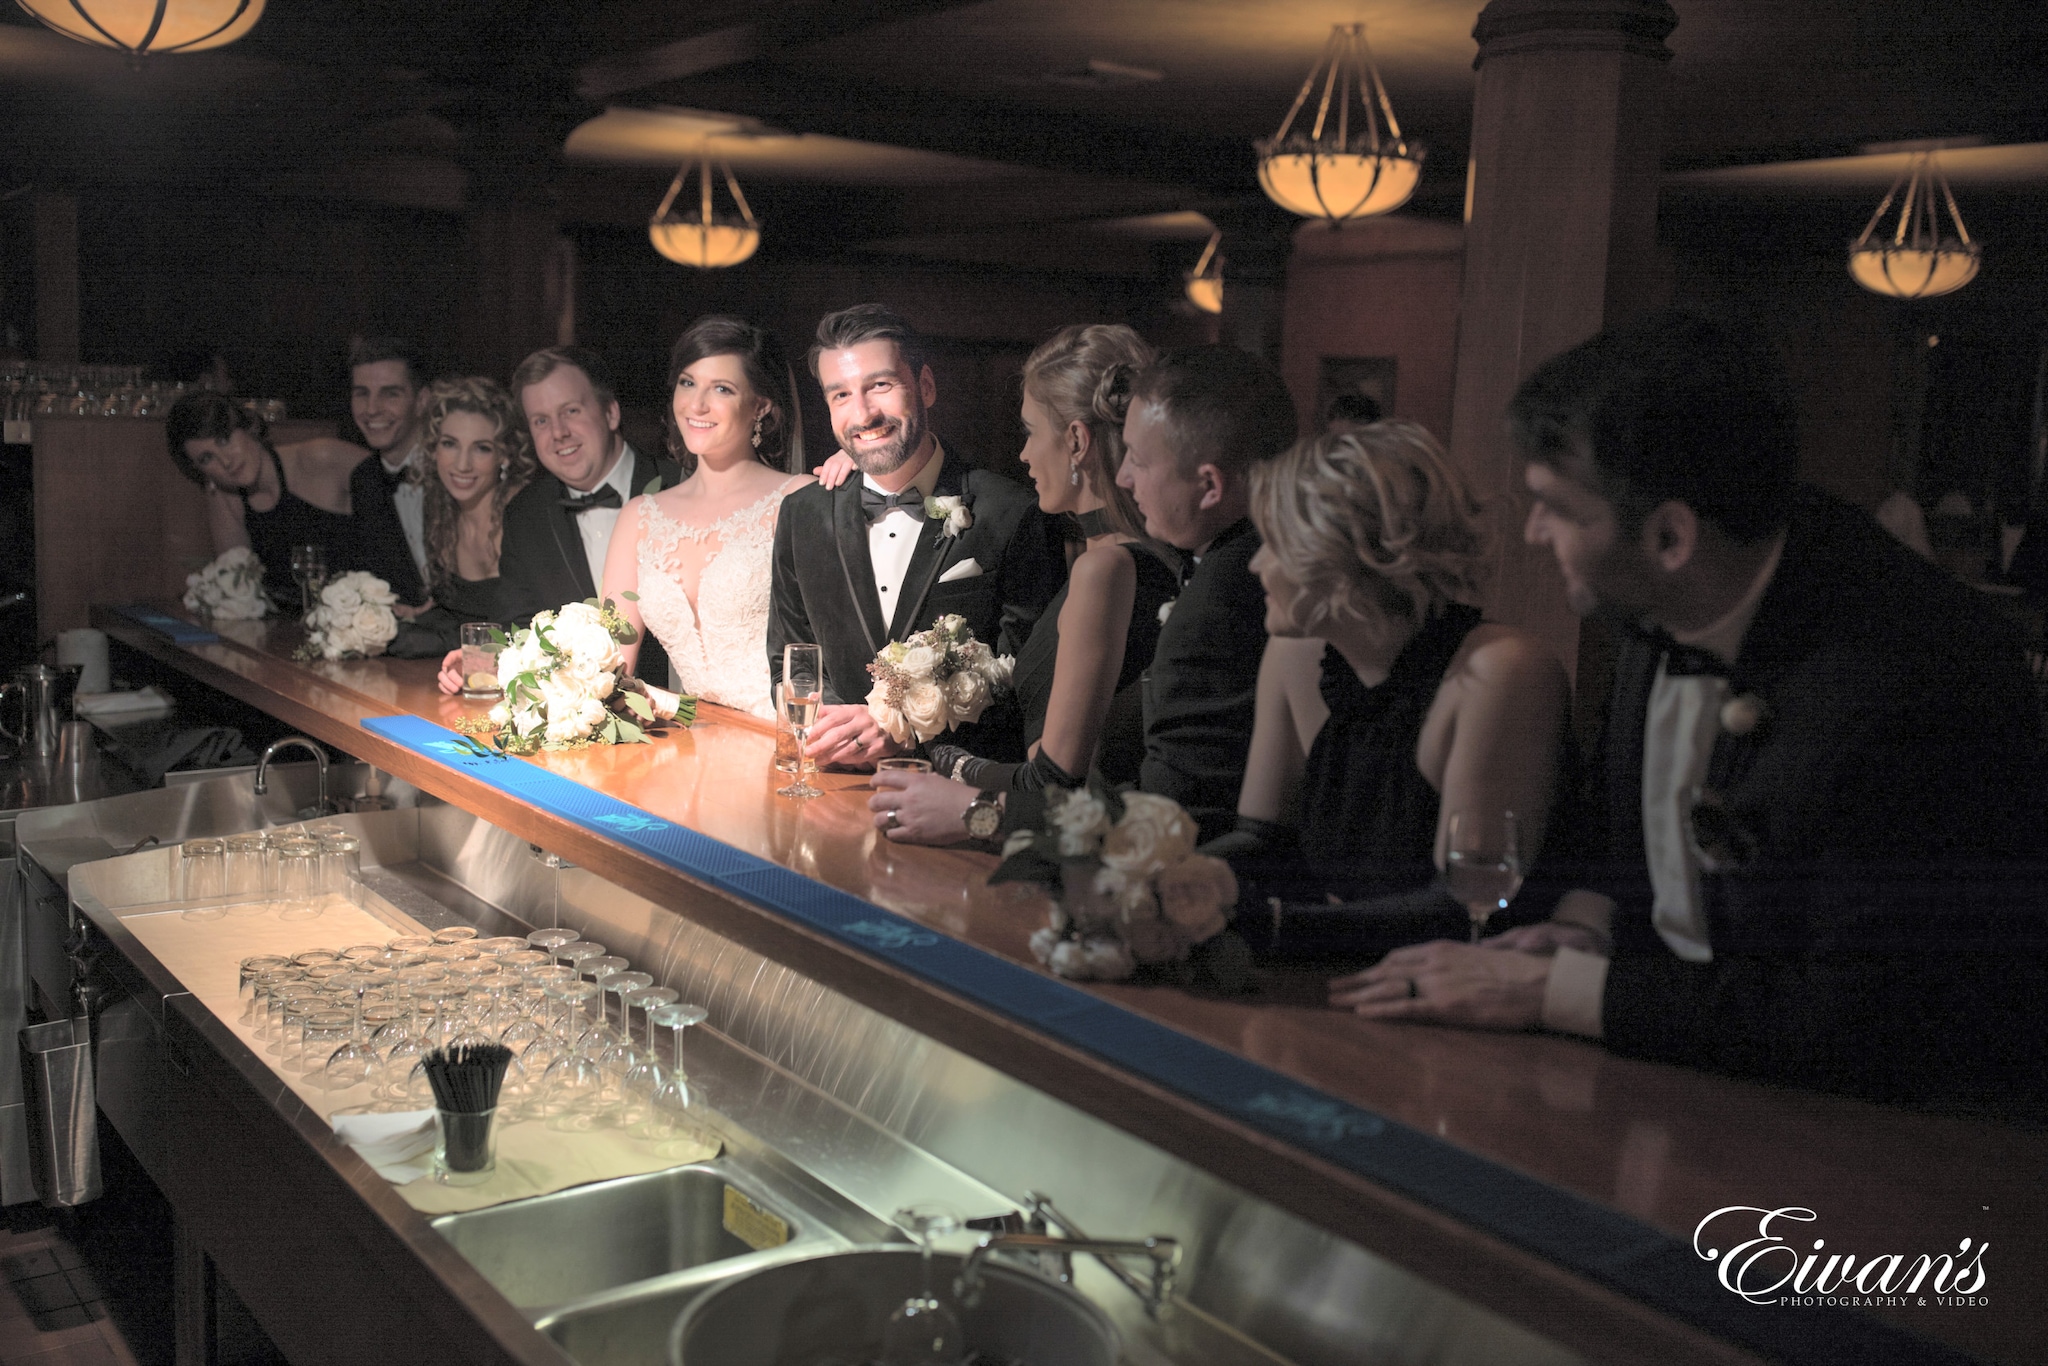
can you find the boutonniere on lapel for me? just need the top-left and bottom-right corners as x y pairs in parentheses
(1719, 692), (1768, 737)
(1157, 599), (1176, 625)
(924, 494), (971, 537)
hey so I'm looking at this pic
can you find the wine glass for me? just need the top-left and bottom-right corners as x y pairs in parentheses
(778, 644), (824, 799)
(320, 967), (384, 1089)
(881, 1204), (964, 1366)
(1445, 810), (1523, 943)
(289, 544), (327, 616)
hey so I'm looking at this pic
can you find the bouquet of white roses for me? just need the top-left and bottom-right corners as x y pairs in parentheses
(182, 547), (270, 620)
(478, 597), (694, 754)
(865, 614), (1014, 747)
(293, 571), (399, 661)
(990, 783), (1239, 982)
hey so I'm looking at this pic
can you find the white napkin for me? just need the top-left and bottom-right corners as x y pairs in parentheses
(74, 686), (174, 720)
(331, 1109), (438, 1184)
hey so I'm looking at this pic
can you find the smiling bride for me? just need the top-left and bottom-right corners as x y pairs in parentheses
(599, 317), (814, 719)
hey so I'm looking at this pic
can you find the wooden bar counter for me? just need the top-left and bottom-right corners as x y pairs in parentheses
(94, 603), (2044, 1366)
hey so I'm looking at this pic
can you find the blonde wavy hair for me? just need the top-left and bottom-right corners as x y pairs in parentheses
(418, 376), (537, 589)
(1248, 420), (1491, 642)
(1021, 324), (1155, 540)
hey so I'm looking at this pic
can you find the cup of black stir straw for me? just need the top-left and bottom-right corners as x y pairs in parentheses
(424, 1043), (512, 1185)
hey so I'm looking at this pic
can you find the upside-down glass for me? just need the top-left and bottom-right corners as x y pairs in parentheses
(540, 981), (606, 1129)
(223, 832), (271, 902)
(881, 1205), (965, 1366)
(778, 644), (824, 799)
(318, 834), (361, 902)
(648, 1002), (709, 1126)
(321, 967), (384, 1089)
(275, 838), (322, 922)
(179, 839), (226, 920)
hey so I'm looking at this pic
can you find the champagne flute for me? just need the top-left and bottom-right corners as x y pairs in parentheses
(289, 544), (327, 617)
(778, 644), (824, 800)
(1445, 810), (1523, 943)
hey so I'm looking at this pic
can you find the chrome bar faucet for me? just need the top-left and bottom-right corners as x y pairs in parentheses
(253, 735), (330, 817)
(955, 1194), (1180, 1318)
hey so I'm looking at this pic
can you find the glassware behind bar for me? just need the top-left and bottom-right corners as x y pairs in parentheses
(881, 1203), (964, 1366)
(459, 622), (504, 699)
(1445, 810), (1522, 944)
(778, 645), (824, 799)
(290, 544), (327, 617)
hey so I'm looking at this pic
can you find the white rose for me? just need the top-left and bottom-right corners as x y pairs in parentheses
(1028, 926), (1062, 967)
(488, 702), (510, 727)
(866, 684), (915, 749)
(357, 576), (397, 606)
(1154, 853), (1236, 943)
(900, 644), (939, 680)
(1101, 792), (1197, 878)
(1046, 939), (1090, 980)
(325, 580), (363, 613)
(901, 680), (949, 742)
(351, 603), (388, 637)
(545, 710), (587, 745)
(1092, 863), (1155, 915)
(1049, 790), (1111, 858)
(578, 696), (607, 730)
(1080, 935), (1135, 980)
(942, 668), (990, 723)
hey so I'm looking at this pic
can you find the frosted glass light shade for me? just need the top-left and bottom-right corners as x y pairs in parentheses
(648, 219), (760, 270)
(1184, 276), (1223, 314)
(16, 0), (265, 53)
(1847, 243), (1981, 299)
(1257, 148), (1422, 222)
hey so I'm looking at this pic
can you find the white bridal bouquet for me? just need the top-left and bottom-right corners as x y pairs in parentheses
(991, 783), (1239, 983)
(474, 597), (694, 755)
(294, 571), (399, 661)
(182, 547), (270, 620)
(865, 614), (1014, 747)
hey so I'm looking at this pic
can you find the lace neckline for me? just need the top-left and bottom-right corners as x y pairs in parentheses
(643, 478), (799, 543)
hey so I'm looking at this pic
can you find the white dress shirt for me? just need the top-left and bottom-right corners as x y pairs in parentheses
(383, 442), (428, 582)
(1541, 534), (1786, 1038)
(862, 442), (944, 629)
(574, 442), (638, 594)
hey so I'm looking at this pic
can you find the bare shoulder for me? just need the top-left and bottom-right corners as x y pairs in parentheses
(1262, 634), (1325, 673)
(1450, 623), (1567, 697)
(283, 437), (370, 474)
(1067, 540), (1139, 593)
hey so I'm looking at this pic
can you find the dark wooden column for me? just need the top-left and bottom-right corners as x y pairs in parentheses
(456, 111), (582, 383)
(32, 190), (79, 365)
(1447, 0), (1678, 678)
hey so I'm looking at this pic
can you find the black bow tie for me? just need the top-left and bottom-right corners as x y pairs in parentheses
(561, 485), (623, 514)
(860, 486), (928, 523)
(378, 462), (407, 490)
(1633, 623), (1732, 678)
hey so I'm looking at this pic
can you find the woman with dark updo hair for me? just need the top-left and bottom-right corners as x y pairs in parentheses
(164, 391), (368, 607)
(599, 316), (814, 717)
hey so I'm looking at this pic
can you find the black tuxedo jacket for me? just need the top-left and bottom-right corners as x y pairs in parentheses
(1138, 518), (1269, 844)
(346, 455), (427, 606)
(767, 448), (1066, 762)
(1587, 487), (2048, 1101)
(498, 444), (680, 683)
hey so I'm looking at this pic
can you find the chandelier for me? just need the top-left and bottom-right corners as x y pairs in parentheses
(1847, 149), (1980, 299)
(649, 153), (760, 269)
(1256, 23), (1424, 223)
(14, 0), (264, 55)
(1184, 231), (1223, 314)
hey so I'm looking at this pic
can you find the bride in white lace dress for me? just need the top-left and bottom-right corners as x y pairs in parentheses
(601, 318), (813, 718)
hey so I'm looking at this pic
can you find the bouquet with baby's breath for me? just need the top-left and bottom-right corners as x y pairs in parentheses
(467, 596), (694, 755)
(864, 614), (1014, 748)
(183, 547), (271, 620)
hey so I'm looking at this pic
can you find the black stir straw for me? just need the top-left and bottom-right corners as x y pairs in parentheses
(422, 1043), (512, 1173)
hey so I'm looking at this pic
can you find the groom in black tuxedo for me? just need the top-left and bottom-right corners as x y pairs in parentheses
(769, 304), (1065, 768)
(488, 346), (678, 683)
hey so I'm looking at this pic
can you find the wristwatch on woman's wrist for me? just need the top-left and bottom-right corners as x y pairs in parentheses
(961, 789), (1003, 840)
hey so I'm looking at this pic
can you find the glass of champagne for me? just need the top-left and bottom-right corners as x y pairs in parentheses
(289, 544), (327, 617)
(1445, 810), (1523, 944)
(778, 644), (824, 800)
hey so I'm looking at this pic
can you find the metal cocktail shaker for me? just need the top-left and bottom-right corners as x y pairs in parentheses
(0, 664), (83, 761)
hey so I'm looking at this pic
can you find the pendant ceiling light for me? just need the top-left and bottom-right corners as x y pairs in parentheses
(1256, 23), (1424, 223)
(14, 0), (264, 55)
(1848, 149), (1980, 299)
(1184, 231), (1224, 314)
(649, 152), (760, 270)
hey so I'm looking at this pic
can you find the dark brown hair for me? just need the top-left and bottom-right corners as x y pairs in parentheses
(1130, 345), (1298, 479)
(663, 316), (805, 476)
(808, 303), (929, 382)
(509, 345), (617, 412)
(164, 391), (268, 487)
(346, 336), (425, 389)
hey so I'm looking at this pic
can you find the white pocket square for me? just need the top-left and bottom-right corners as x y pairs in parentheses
(938, 558), (984, 583)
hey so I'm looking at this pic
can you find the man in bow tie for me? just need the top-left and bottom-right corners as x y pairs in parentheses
(1339, 311), (2048, 1105)
(769, 304), (1064, 768)
(490, 346), (680, 682)
(344, 336), (430, 609)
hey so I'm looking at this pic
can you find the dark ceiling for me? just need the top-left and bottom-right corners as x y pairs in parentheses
(3, 0), (2045, 263)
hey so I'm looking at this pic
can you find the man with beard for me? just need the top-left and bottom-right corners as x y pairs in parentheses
(1337, 312), (2048, 1105)
(769, 304), (1065, 768)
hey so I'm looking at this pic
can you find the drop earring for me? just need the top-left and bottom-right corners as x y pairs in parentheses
(1069, 462), (1082, 488)
(498, 460), (509, 482)
(751, 414), (764, 450)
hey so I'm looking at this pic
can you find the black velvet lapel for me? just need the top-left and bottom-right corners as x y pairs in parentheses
(890, 457), (969, 641)
(832, 480), (886, 660)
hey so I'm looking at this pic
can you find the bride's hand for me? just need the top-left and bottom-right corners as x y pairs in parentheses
(813, 450), (858, 489)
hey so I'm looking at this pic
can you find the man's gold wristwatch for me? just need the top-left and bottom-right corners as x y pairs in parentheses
(961, 790), (1003, 840)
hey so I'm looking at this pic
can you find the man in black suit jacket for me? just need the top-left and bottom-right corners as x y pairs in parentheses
(436, 346), (678, 689)
(1115, 347), (1299, 842)
(343, 337), (429, 607)
(1345, 313), (2048, 1104)
(770, 305), (1065, 768)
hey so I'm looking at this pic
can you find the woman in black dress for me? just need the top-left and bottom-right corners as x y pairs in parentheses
(406, 378), (537, 658)
(166, 392), (368, 608)
(865, 324), (1180, 843)
(1217, 420), (1572, 962)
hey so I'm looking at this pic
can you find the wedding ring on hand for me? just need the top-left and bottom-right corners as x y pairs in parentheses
(883, 811), (900, 831)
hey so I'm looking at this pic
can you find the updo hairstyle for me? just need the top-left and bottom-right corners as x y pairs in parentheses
(1249, 420), (1492, 643)
(1019, 323), (1156, 539)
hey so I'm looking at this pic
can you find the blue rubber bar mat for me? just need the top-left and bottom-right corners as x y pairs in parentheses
(362, 712), (1977, 1366)
(112, 604), (220, 644)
